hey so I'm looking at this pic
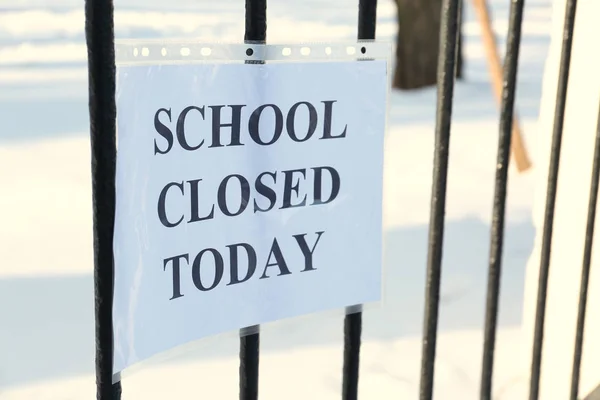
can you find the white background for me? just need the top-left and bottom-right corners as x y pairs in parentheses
(1, 0), (583, 398)
(113, 60), (388, 373)
(521, 0), (600, 397)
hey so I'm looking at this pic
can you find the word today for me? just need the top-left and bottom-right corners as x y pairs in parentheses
(163, 231), (325, 300)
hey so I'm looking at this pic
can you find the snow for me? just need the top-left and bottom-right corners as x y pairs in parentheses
(0, 0), (558, 398)
(520, 0), (600, 398)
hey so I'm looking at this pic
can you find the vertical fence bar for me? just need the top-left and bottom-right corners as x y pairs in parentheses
(569, 103), (600, 400)
(528, 0), (578, 399)
(479, 0), (526, 397)
(343, 308), (362, 400)
(240, 326), (260, 400)
(240, 2), (266, 400)
(419, 0), (460, 398)
(357, 0), (377, 40)
(85, 0), (121, 399)
(455, 0), (463, 79)
(245, 0), (267, 43)
(454, 0), (463, 79)
(340, 2), (377, 400)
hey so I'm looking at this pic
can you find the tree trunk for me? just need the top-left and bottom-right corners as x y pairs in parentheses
(393, 0), (463, 90)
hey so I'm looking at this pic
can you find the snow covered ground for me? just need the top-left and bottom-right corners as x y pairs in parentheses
(0, 0), (553, 398)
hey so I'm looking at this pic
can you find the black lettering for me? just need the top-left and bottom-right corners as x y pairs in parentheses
(154, 108), (173, 155)
(176, 105), (205, 151)
(248, 104), (284, 145)
(208, 105), (245, 148)
(227, 243), (257, 285)
(286, 101), (318, 142)
(312, 166), (340, 205)
(192, 248), (224, 291)
(218, 174), (250, 217)
(163, 254), (189, 300)
(158, 181), (185, 228)
(188, 179), (215, 223)
(293, 231), (325, 272)
(281, 168), (307, 209)
(260, 238), (292, 279)
(321, 101), (347, 139)
(254, 171), (277, 213)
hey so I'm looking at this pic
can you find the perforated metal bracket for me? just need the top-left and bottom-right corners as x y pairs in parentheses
(115, 41), (391, 65)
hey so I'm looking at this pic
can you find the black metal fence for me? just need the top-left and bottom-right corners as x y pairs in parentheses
(84, 0), (598, 398)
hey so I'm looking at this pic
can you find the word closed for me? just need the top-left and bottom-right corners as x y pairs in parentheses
(157, 166), (340, 228)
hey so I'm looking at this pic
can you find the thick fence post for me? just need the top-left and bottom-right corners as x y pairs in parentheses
(245, 0), (267, 43)
(84, 0), (121, 398)
(528, 0), (578, 399)
(343, 307), (363, 400)
(418, 0), (460, 398)
(340, 3), (377, 400)
(357, 0), (377, 40)
(240, 326), (260, 400)
(240, 2), (266, 400)
(478, 0), (526, 397)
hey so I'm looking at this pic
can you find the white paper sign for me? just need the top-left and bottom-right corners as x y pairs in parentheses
(113, 59), (388, 373)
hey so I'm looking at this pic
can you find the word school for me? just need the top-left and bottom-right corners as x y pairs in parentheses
(153, 99), (349, 300)
(152, 100), (347, 153)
